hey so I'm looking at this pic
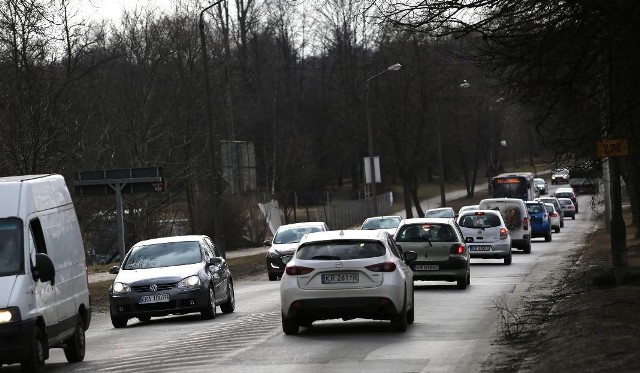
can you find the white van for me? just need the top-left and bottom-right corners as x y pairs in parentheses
(0, 174), (91, 372)
(478, 198), (532, 253)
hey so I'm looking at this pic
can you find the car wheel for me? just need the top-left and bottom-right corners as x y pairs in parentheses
(110, 311), (128, 328)
(282, 313), (299, 335)
(390, 294), (408, 332)
(299, 319), (314, 327)
(407, 286), (415, 324)
(504, 251), (512, 265)
(268, 273), (278, 281)
(560, 219), (564, 228)
(21, 326), (46, 373)
(523, 242), (531, 254)
(201, 286), (217, 320)
(63, 323), (85, 363)
(545, 231), (552, 242)
(572, 215), (576, 220)
(554, 226), (560, 233)
(456, 273), (468, 290)
(220, 279), (235, 314)
(137, 316), (151, 322)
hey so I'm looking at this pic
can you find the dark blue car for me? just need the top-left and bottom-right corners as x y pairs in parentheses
(525, 201), (552, 242)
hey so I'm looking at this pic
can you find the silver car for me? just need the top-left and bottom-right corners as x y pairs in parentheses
(457, 210), (513, 265)
(394, 218), (471, 289)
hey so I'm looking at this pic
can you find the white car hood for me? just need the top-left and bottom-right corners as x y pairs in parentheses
(115, 263), (202, 285)
(0, 276), (16, 307)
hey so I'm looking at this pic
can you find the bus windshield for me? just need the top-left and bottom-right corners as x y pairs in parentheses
(491, 176), (532, 200)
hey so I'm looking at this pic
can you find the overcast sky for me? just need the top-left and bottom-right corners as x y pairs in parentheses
(78, 0), (175, 22)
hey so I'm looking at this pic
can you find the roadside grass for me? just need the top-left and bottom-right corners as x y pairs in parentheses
(89, 252), (267, 314)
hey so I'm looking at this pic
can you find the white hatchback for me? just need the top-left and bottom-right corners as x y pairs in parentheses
(280, 229), (416, 334)
(457, 210), (513, 265)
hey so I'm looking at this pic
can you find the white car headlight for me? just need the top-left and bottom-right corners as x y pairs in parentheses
(178, 275), (202, 289)
(112, 282), (132, 294)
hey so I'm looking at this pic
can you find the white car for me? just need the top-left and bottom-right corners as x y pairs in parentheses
(280, 229), (416, 334)
(457, 210), (513, 265)
(543, 203), (561, 233)
(360, 215), (402, 236)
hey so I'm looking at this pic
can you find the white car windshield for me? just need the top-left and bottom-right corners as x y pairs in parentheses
(297, 240), (385, 260)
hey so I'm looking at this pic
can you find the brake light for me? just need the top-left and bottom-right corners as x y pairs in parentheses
(450, 244), (465, 255)
(551, 212), (558, 217)
(500, 227), (508, 240)
(523, 217), (529, 230)
(365, 262), (397, 272)
(285, 266), (314, 276)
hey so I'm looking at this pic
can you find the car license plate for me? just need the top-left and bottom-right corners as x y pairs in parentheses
(139, 294), (170, 304)
(321, 273), (359, 284)
(414, 264), (439, 271)
(470, 245), (492, 251)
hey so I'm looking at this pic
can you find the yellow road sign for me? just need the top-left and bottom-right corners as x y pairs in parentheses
(597, 139), (628, 158)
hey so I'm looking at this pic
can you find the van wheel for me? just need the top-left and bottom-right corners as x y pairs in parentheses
(201, 286), (217, 319)
(220, 280), (235, 313)
(63, 323), (85, 363)
(110, 313), (128, 328)
(268, 273), (278, 281)
(523, 243), (531, 254)
(504, 252), (512, 265)
(21, 326), (45, 373)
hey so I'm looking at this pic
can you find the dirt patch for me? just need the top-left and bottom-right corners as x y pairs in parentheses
(482, 211), (640, 372)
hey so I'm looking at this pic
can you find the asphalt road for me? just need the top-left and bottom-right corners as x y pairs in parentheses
(5, 184), (596, 373)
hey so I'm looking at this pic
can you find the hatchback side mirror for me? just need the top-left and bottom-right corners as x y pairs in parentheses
(108, 266), (120, 274)
(263, 240), (272, 247)
(208, 257), (224, 266)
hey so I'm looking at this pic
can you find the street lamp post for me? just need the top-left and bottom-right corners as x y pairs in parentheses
(365, 63), (402, 216)
(436, 80), (470, 208)
(200, 1), (226, 257)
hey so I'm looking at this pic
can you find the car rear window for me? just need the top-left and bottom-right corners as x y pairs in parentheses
(362, 217), (401, 230)
(459, 213), (501, 228)
(526, 204), (545, 214)
(296, 240), (386, 260)
(559, 199), (573, 206)
(555, 192), (574, 198)
(274, 226), (323, 244)
(395, 223), (457, 242)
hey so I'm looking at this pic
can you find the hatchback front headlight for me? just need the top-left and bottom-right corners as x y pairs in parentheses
(178, 275), (202, 289)
(112, 282), (132, 294)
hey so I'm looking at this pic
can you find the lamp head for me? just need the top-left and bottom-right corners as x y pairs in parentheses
(387, 63), (402, 71)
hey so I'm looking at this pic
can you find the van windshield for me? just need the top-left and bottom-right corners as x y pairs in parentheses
(0, 218), (23, 277)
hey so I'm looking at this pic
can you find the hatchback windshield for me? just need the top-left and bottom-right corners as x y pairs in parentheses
(0, 218), (22, 276)
(395, 223), (457, 243)
(362, 217), (401, 230)
(555, 192), (574, 199)
(122, 241), (202, 269)
(297, 240), (385, 260)
(274, 227), (323, 244)
(459, 213), (501, 229)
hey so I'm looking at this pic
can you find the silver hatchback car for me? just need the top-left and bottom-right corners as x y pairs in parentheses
(393, 218), (471, 289)
(458, 210), (512, 265)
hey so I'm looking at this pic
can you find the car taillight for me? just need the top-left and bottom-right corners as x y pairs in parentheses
(523, 217), (529, 230)
(551, 212), (558, 217)
(285, 266), (314, 276)
(500, 228), (508, 240)
(365, 262), (397, 272)
(450, 244), (465, 255)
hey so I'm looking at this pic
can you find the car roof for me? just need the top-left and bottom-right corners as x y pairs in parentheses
(363, 215), (402, 221)
(458, 209), (501, 216)
(277, 222), (326, 230)
(534, 178), (545, 181)
(400, 217), (456, 225)
(300, 229), (387, 244)
(557, 197), (573, 202)
(426, 207), (454, 211)
(555, 188), (574, 192)
(134, 235), (205, 246)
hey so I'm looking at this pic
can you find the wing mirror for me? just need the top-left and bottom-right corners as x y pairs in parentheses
(263, 240), (272, 247)
(404, 251), (418, 262)
(34, 253), (56, 285)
